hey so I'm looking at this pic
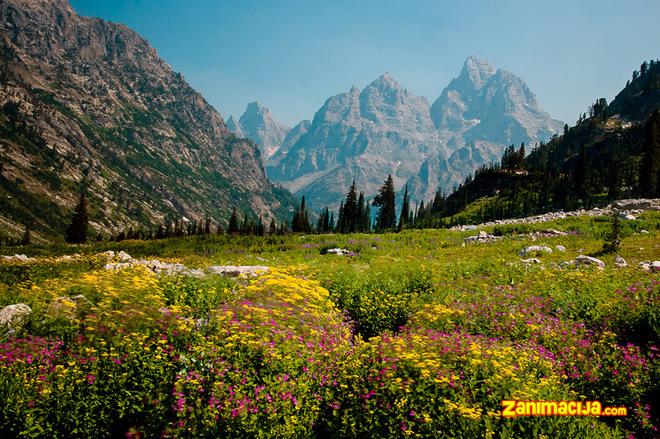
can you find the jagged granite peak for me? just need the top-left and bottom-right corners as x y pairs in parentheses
(0, 0), (295, 241)
(400, 57), (566, 205)
(460, 56), (498, 90)
(268, 119), (310, 167)
(431, 56), (563, 147)
(267, 73), (449, 211)
(233, 101), (290, 160)
(225, 115), (245, 138)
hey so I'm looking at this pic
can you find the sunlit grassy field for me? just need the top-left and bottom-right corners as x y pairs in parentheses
(1, 213), (658, 438)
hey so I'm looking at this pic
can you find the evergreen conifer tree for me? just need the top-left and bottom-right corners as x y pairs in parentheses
(373, 175), (396, 231)
(21, 222), (30, 246)
(65, 192), (89, 244)
(228, 208), (240, 235)
(399, 185), (410, 230)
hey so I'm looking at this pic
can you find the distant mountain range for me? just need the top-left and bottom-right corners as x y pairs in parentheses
(229, 57), (564, 211)
(226, 102), (290, 160)
(0, 0), (295, 241)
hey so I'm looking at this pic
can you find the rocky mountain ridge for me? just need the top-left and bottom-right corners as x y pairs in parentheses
(226, 101), (290, 160)
(0, 0), (295, 242)
(265, 59), (563, 211)
(266, 73), (449, 211)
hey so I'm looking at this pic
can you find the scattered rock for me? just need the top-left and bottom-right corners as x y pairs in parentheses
(459, 225), (478, 231)
(575, 255), (605, 269)
(619, 213), (636, 220)
(521, 258), (542, 265)
(538, 229), (568, 237)
(104, 262), (131, 271)
(465, 231), (500, 244)
(640, 230), (649, 234)
(98, 250), (115, 259)
(1, 254), (33, 262)
(639, 261), (660, 272)
(449, 198), (660, 231)
(614, 256), (627, 267)
(0, 303), (32, 333)
(612, 199), (660, 211)
(207, 265), (269, 277)
(519, 245), (553, 257)
(117, 251), (132, 262)
(325, 248), (353, 255)
(555, 245), (566, 252)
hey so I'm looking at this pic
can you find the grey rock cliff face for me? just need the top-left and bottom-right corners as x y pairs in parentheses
(267, 73), (448, 211)
(227, 102), (290, 160)
(269, 59), (562, 211)
(0, 0), (295, 240)
(405, 57), (564, 203)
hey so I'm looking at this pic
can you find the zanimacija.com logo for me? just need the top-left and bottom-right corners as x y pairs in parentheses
(501, 400), (627, 418)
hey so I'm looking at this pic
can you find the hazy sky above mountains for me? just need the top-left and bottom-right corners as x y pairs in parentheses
(70, 0), (660, 127)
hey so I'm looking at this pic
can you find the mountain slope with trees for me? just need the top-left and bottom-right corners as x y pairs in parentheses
(0, 0), (295, 243)
(424, 60), (660, 226)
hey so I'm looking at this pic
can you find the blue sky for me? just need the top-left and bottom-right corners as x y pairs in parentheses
(69, 0), (660, 127)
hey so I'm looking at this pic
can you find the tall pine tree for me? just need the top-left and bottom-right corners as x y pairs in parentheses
(399, 185), (410, 230)
(228, 208), (240, 235)
(65, 192), (89, 244)
(373, 175), (396, 231)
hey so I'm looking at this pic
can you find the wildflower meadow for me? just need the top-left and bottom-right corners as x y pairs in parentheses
(0, 213), (658, 438)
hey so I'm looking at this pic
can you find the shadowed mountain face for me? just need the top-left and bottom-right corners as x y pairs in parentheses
(227, 102), (290, 160)
(0, 0), (295, 241)
(267, 58), (562, 211)
(266, 73), (449, 211)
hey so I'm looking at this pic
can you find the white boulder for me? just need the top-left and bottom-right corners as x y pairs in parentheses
(614, 256), (627, 267)
(207, 265), (269, 277)
(575, 255), (605, 269)
(520, 246), (553, 257)
(0, 303), (32, 333)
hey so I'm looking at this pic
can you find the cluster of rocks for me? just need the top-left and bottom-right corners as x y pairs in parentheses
(102, 251), (269, 278)
(464, 231), (501, 244)
(453, 198), (660, 231)
(324, 248), (354, 256)
(639, 261), (660, 272)
(1, 254), (34, 262)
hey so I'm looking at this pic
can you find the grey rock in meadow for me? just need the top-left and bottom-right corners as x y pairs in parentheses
(619, 213), (636, 220)
(325, 248), (353, 256)
(117, 251), (133, 262)
(640, 230), (649, 234)
(0, 303), (32, 333)
(539, 229), (568, 237)
(207, 265), (270, 277)
(614, 256), (627, 267)
(465, 231), (500, 244)
(575, 255), (606, 269)
(520, 246), (553, 257)
(612, 199), (660, 211)
(2, 254), (33, 262)
(555, 245), (567, 252)
(521, 258), (542, 265)
(98, 250), (116, 260)
(104, 262), (131, 271)
(640, 261), (660, 271)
